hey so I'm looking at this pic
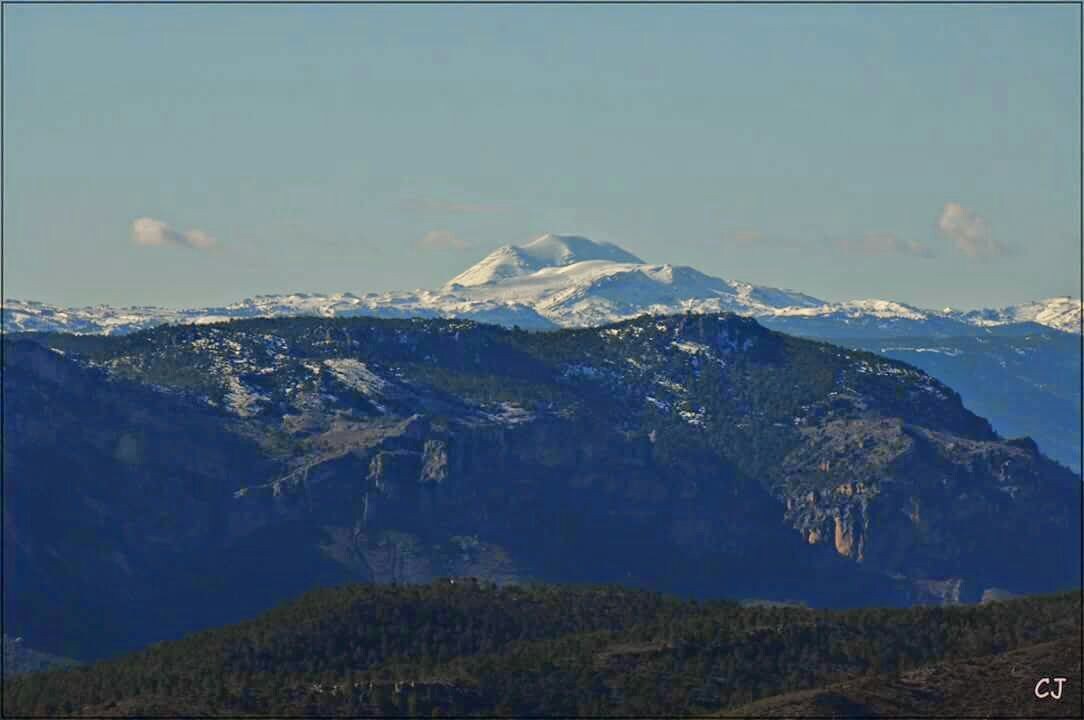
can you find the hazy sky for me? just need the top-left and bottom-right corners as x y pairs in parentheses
(4, 4), (1080, 310)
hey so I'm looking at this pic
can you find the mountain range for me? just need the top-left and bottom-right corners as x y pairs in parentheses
(5, 233), (1080, 472)
(4, 234), (1081, 335)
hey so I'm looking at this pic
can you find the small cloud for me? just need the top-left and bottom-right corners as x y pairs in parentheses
(419, 229), (472, 251)
(833, 233), (934, 259)
(726, 230), (763, 247)
(937, 203), (1008, 258)
(131, 217), (217, 250)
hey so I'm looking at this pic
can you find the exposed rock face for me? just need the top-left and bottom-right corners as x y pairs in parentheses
(833, 514), (864, 561)
(237, 413), (817, 590)
(420, 440), (449, 484)
(777, 417), (1078, 593)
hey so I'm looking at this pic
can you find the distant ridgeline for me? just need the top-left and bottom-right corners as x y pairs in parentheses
(4, 314), (1081, 667)
(3, 582), (1080, 716)
(822, 329), (1082, 473)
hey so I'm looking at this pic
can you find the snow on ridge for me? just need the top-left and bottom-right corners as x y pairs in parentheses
(324, 358), (393, 412)
(5, 235), (1080, 336)
(880, 346), (964, 357)
(324, 358), (389, 394)
(223, 375), (269, 417)
(447, 233), (644, 288)
(946, 297), (1082, 334)
(772, 299), (931, 321)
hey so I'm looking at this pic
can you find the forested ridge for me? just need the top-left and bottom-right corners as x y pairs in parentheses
(5, 581), (1079, 717)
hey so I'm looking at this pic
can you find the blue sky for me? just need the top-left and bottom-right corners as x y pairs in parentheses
(3, 4), (1080, 309)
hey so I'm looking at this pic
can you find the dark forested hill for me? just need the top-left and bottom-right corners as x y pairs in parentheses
(718, 635), (1082, 718)
(4, 313), (1081, 664)
(3, 582), (1079, 717)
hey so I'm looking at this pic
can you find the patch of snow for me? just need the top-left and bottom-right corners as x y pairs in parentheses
(645, 396), (670, 411)
(881, 346), (964, 357)
(671, 340), (710, 355)
(486, 402), (535, 426)
(324, 358), (392, 412)
(655, 377), (685, 394)
(679, 407), (706, 426)
(561, 363), (606, 380)
(223, 375), (268, 417)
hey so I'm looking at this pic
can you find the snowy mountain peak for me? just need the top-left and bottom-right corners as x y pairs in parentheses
(520, 233), (644, 266)
(446, 234), (644, 288)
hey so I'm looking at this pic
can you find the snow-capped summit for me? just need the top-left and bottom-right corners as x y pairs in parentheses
(519, 233), (645, 267)
(446, 234), (644, 287)
(441, 235), (824, 327)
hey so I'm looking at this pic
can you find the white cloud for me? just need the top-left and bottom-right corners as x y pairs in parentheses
(833, 233), (934, 259)
(419, 229), (471, 251)
(131, 217), (218, 250)
(723, 229), (931, 258)
(726, 230), (763, 246)
(937, 203), (1006, 258)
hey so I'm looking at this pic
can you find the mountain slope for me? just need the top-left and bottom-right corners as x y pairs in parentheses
(834, 329), (1082, 472)
(719, 635), (1082, 718)
(0, 321), (887, 661)
(457, 260), (826, 328)
(5, 314), (1080, 665)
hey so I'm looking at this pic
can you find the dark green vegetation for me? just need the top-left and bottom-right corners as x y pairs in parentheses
(833, 328), (1082, 473)
(719, 635), (1082, 718)
(5, 313), (1081, 666)
(3, 582), (1079, 716)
